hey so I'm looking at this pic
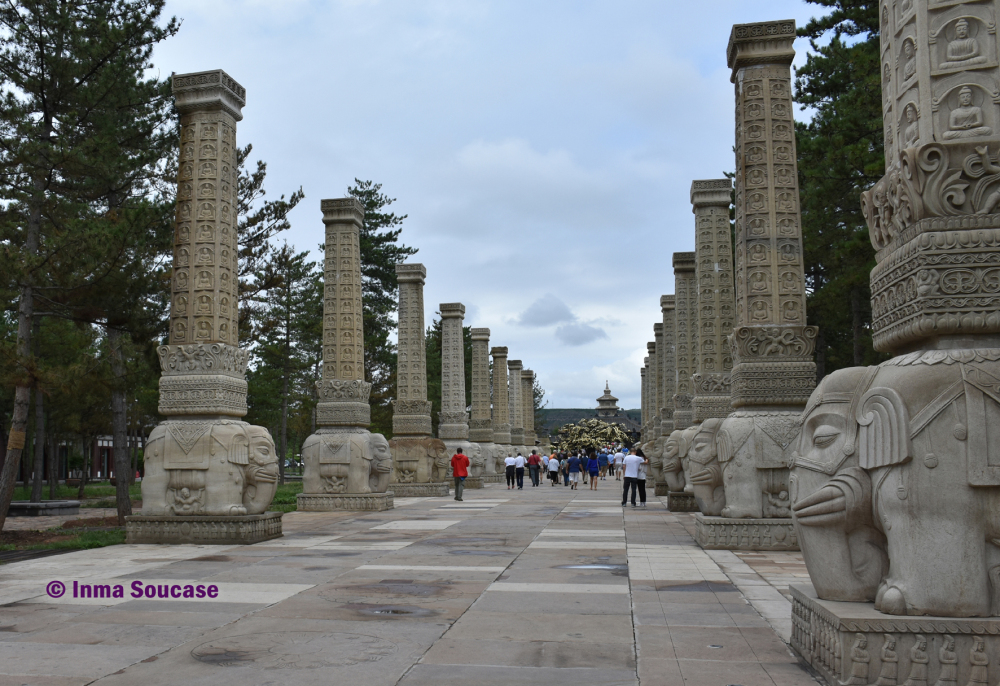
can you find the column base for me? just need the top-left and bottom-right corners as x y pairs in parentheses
(481, 474), (505, 483)
(666, 491), (698, 512)
(296, 492), (394, 511)
(653, 483), (669, 497)
(463, 476), (483, 489)
(694, 513), (798, 550)
(790, 583), (1000, 686)
(124, 512), (283, 545)
(389, 482), (449, 497)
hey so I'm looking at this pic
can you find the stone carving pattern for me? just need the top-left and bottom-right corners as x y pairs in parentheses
(491, 347), (511, 444)
(673, 252), (698, 429)
(469, 328), (493, 442)
(321, 199), (365, 382)
(438, 304), (469, 440)
(393, 264), (431, 436)
(661, 296), (677, 426)
(522, 370), (536, 445)
(508, 359), (523, 441)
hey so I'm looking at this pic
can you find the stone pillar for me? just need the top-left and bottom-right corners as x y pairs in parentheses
(792, 2), (1000, 669)
(646, 341), (658, 442)
(521, 369), (536, 449)
(491, 347), (511, 446)
(392, 264), (431, 437)
(129, 69), (282, 545)
(640, 364), (648, 434)
(469, 328), (497, 480)
(698, 19), (816, 527)
(297, 198), (392, 512)
(691, 179), (736, 423)
(652, 327), (663, 438)
(387, 264), (447, 496)
(508, 359), (524, 452)
(672, 252), (697, 430)
(660, 295), (676, 434)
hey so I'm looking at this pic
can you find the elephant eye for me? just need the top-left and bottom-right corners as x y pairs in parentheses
(813, 432), (839, 448)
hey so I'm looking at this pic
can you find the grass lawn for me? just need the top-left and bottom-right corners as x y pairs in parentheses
(1, 515), (126, 554)
(11, 483), (142, 506)
(270, 481), (302, 513)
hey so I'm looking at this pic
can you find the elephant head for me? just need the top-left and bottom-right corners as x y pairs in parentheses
(661, 430), (690, 493)
(790, 366), (887, 602)
(368, 433), (392, 493)
(243, 425), (278, 514)
(688, 419), (726, 515)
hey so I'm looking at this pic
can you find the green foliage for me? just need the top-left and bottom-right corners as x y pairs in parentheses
(268, 481), (303, 513)
(796, 0), (889, 375)
(556, 418), (629, 452)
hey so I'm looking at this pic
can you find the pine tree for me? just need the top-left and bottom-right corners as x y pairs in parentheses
(0, 0), (179, 530)
(796, 0), (887, 378)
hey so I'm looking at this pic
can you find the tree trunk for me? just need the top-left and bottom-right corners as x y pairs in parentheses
(31, 388), (44, 503)
(815, 326), (826, 383)
(77, 439), (89, 500)
(0, 196), (40, 531)
(48, 423), (57, 499)
(107, 327), (132, 524)
(851, 287), (865, 367)
(280, 340), (289, 486)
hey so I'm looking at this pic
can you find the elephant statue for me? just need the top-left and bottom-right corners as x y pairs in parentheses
(716, 411), (800, 519)
(141, 420), (279, 516)
(688, 419), (726, 515)
(662, 429), (692, 492)
(791, 350), (1000, 617)
(302, 430), (392, 495)
(389, 437), (448, 484)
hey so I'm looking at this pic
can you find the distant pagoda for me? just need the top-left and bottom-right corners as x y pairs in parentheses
(596, 382), (621, 418)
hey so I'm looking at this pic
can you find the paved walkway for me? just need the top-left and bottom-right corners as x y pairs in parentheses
(0, 484), (822, 685)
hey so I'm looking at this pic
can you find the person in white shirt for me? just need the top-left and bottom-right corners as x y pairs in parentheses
(547, 452), (560, 486)
(504, 454), (517, 490)
(514, 453), (526, 490)
(621, 449), (649, 508)
(614, 450), (625, 480)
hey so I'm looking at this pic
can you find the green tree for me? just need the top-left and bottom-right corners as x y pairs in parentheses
(796, 0), (888, 378)
(0, 0), (179, 530)
(248, 243), (321, 483)
(347, 180), (417, 436)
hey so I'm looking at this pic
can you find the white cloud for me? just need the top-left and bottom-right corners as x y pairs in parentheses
(514, 294), (576, 327)
(555, 322), (609, 347)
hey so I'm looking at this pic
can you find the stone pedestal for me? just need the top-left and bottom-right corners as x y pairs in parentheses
(299, 198), (392, 511)
(126, 512), (283, 545)
(134, 70), (281, 543)
(482, 474), (504, 484)
(388, 482), (448, 497)
(791, 584), (1000, 686)
(461, 476), (483, 490)
(666, 491), (697, 512)
(297, 493), (394, 512)
(694, 513), (798, 551)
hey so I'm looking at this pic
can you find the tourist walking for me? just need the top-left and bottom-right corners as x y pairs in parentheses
(504, 453), (516, 490)
(451, 447), (469, 502)
(587, 452), (600, 491)
(548, 452), (560, 485)
(598, 448), (609, 480)
(561, 453), (570, 486)
(621, 448), (649, 508)
(567, 452), (582, 490)
(514, 452), (526, 489)
(635, 448), (648, 507)
(528, 450), (541, 486)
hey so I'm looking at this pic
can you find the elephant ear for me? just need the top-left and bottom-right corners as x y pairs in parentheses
(856, 386), (912, 469)
(717, 429), (734, 464)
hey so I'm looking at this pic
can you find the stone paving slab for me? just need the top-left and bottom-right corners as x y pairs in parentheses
(0, 485), (822, 685)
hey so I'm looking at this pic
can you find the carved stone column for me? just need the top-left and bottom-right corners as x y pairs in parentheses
(521, 369), (536, 449)
(652, 327), (664, 438)
(692, 179), (736, 423)
(647, 341), (659, 443)
(392, 264), (431, 437)
(491, 347), (511, 446)
(697, 19), (816, 533)
(660, 295), (676, 435)
(469, 328), (497, 480)
(387, 263), (447, 496)
(298, 198), (392, 512)
(793, 0), (1000, 671)
(673, 252), (697, 430)
(640, 364), (648, 436)
(129, 70), (282, 545)
(508, 359), (524, 452)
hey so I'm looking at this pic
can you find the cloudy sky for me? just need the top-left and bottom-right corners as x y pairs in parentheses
(153, 0), (825, 409)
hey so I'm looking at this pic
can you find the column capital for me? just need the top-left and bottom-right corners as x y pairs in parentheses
(508, 359), (523, 370)
(491, 346), (508, 357)
(521, 369), (534, 380)
(727, 20), (796, 79)
(661, 294), (675, 311)
(172, 69), (246, 120)
(673, 252), (696, 271)
(654, 323), (663, 335)
(647, 341), (656, 354)
(690, 179), (733, 209)
(395, 262), (426, 284)
(440, 302), (465, 318)
(471, 328), (490, 341)
(321, 198), (364, 228)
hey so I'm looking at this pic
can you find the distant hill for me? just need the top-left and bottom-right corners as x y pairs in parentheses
(537, 408), (641, 438)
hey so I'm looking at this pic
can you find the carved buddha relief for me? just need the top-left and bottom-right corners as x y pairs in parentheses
(942, 86), (993, 139)
(902, 102), (919, 148)
(902, 37), (917, 82)
(940, 18), (988, 70)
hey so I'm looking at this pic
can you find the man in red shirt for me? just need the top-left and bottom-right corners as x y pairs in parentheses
(451, 448), (470, 501)
(527, 450), (542, 487)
